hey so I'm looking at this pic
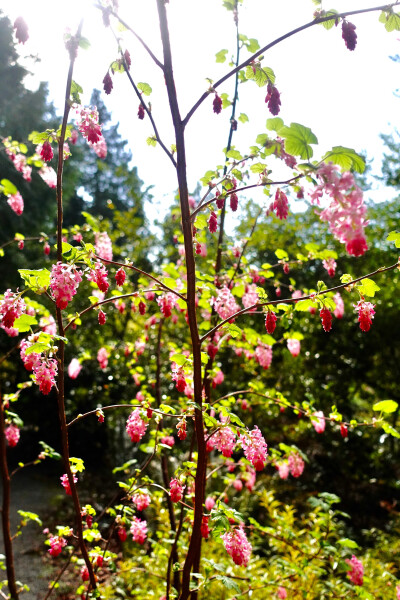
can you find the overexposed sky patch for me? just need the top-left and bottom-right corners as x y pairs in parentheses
(2, 0), (400, 217)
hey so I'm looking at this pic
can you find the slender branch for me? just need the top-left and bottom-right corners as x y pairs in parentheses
(228, 205), (263, 286)
(200, 260), (400, 343)
(94, 255), (187, 301)
(67, 404), (185, 427)
(183, 3), (400, 126)
(0, 394), (19, 600)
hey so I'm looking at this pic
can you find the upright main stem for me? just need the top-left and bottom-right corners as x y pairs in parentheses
(156, 3), (206, 599)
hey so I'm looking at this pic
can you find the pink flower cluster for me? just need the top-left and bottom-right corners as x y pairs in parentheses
(222, 527), (252, 567)
(60, 473), (78, 496)
(132, 492), (150, 511)
(354, 300), (375, 332)
(97, 347), (109, 369)
(48, 536), (67, 557)
(311, 411), (325, 434)
(287, 338), (300, 357)
(170, 478), (184, 503)
(75, 105), (102, 144)
(87, 262), (109, 293)
(271, 188), (289, 220)
(50, 262), (82, 310)
(288, 453), (305, 478)
(39, 165), (57, 188)
(4, 143), (31, 182)
(0, 289), (26, 336)
(323, 257), (336, 278)
(130, 517), (147, 544)
(239, 426), (268, 471)
(95, 231), (113, 261)
(254, 344), (273, 370)
(346, 555), (363, 586)
(5, 424), (20, 447)
(157, 292), (178, 318)
(212, 286), (239, 321)
(7, 192), (24, 216)
(126, 409), (148, 442)
(242, 284), (259, 310)
(34, 358), (58, 395)
(313, 163), (368, 257)
(334, 293), (344, 319)
(211, 426), (237, 458)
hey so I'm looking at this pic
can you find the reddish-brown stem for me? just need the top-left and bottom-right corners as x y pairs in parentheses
(54, 21), (96, 592)
(0, 394), (19, 600)
(155, 3), (205, 598)
(201, 260), (400, 343)
(183, 3), (400, 126)
(228, 205), (263, 287)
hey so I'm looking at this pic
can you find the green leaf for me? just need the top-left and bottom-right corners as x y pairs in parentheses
(321, 146), (365, 173)
(78, 36), (91, 50)
(386, 230), (400, 248)
(214, 575), (241, 593)
(146, 136), (157, 147)
(357, 278), (380, 298)
(250, 162), (267, 174)
(194, 214), (208, 230)
(70, 456), (85, 472)
(170, 354), (188, 366)
(266, 117), (284, 132)
(226, 323), (242, 338)
(379, 10), (400, 32)
(215, 49), (228, 63)
(238, 113), (249, 124)
(295, 299), (315, 312)
(381, 422), (400, 438)
(275, 248), (288, 260)
(13, 314), (37, 333)
(338, 537), (359, 549)
(0, 179), (18, 196)
(70, 80), (83, 104)
(279, 122), (318, 160)
(373, 400), (398, 413)
(18, 269), (51, 294)
(226, 149), (242, 160)
(320, 10), (338, 30)
(138, 82), (152, 96)
(17, 510), (42, 527)
(256, 133), (268, 146)
(110, 60), (125, 74)
(159, 404), (176, 414)
(247, 38), (261, 53)
(24, 342), (48, 356)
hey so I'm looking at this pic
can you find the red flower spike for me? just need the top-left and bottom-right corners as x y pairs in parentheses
(138, 104), (145, 120)
(320, 307), (333, 332)
(283, 263), (290, 275)
(40, 141), (54, 162)
(265, 311), (277, 334)
(124, 50), (131, 70)
(139, 301), (146, 315)
(213, 93), (222, 114)
(14, 17), (29, 44)
(230, 192), (238, 212)
(340, 423), (348, 438)
(216, 195), (225, 209)
(208, 211), (218, 234)
(98, 310), (106, 325)
(18, 240), (24, 250)
(265, 83), (281, 116)
(44, 242), (51, 255)
(115, 268), (126, 287)
(103, 71), (113, 95)
(342, 20), (357, 51)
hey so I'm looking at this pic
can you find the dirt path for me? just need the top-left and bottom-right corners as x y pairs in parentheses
(0, 469), (60, 599)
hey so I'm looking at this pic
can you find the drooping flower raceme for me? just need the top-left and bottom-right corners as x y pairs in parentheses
(68, 358), (82, 379)
(287, 338), (300, 357)
(130, 517), (148, 544)
(126, 409), (148, 443)
(314, 164), (368, 257)
(239, 426), (268, 471)
(213, 426), (237, 458)
(75, 105), (102, 144)
(48, 536), (67, 557)
(132, 492), (151, 511)
(311, 411), (325, 434)
(254, 345), (273, 370)
(86, 262), (109, 293)
(50, 262), (82, 310)
(222, 527), (252, 567)
(288, 453), (305, 478)
(170, 478), (184, 503)
(60, 473), (78, 496)
(333, 293), (344, 319)
(346, 555), (363, 586)
(7, 192), (24, 216)
(97, 347), (109, 370)
(354, 300), (375, 332)
(212, 286), (240, 321)
(39, 165), (57, 188)
(5, 425), (20, 447)
(95, 231), (113, 261)
(0, 289), (26, 335)
(33, 359), (58, 395)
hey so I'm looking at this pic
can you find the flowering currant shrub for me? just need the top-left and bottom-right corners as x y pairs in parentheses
(1, 2), (400, 600)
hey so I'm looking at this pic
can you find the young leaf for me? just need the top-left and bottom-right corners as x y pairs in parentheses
(357, 278), (380, 297)
(138, 82), (152, 96)
(215, 49), (228, 63)
(279, 122), (318, 160)
(372, 400), (398, 413)
(13, 314), (37, 333)
(386, 230), (400, 247)
(320, 146), (365, 173)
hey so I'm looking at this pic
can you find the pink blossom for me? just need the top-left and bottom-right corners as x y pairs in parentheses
(240, 426), (268, 471)
(68, 358), (82, 379)
(287, 338), (300, 357)
(205, 496), (215, 511)
(33, 359), (58, 395)
(212, 369), (224, 388)
(212, 286), (239, 321)
(272, 188), (289, 220)
(60, 473), (77, 496)
(311, 411), (325, 434)
(201, 516), (210, 538)
(126, 409), (148, 442)
(97, 347), (109, 370)
(20, 336), (41, 371)
(233, 479), (243, 491)
(13, 16), (29, 44)
(320, 307), (333, 332)
(5, 425), (20, 447)
(132, 492), (151, 511)
(50, 262), (82, 309)
(48, 536), (67, 557)
(38, 141), (54, 162)
(277, 462), (289, 480)
(244, 466), (256, 491)
(0, 290), (26, 333)
(90, 135), (107, 158)
(95, 231), (113, 261)
(177, 417), (187, 440)
(277, 587), (287, 599)
(115, 268), (126, 287)
(213, 426), (236, 458)
(254, 345), (273, 370)
(354, 300), (375, 332)
(75, 105), (102, 144)
(323, 258), (336, 278)
(170, 478), (184, 503)
(288, 453), (305, 478)
(242, 284), (259, 310)
(160, 436), (175, 448)
(130, 517), (148, 544)
(396, 585), (400, 600)
(333, 293), (344, 319)
(7, 192), (24, 215)
(265, 83), (281, 116)
(39, 165), (57, 188)
(346, 555), (363, 586)
(40, 315), (57, 335)
(87, 262), (109, 293)
(157, 292), (178, 318)
(208, 211), (218, 233)
(172, 365), (187, 392)
(222, 527), (252, 567)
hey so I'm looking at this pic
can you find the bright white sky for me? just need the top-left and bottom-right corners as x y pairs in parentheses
(3, 0), (400, 218)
